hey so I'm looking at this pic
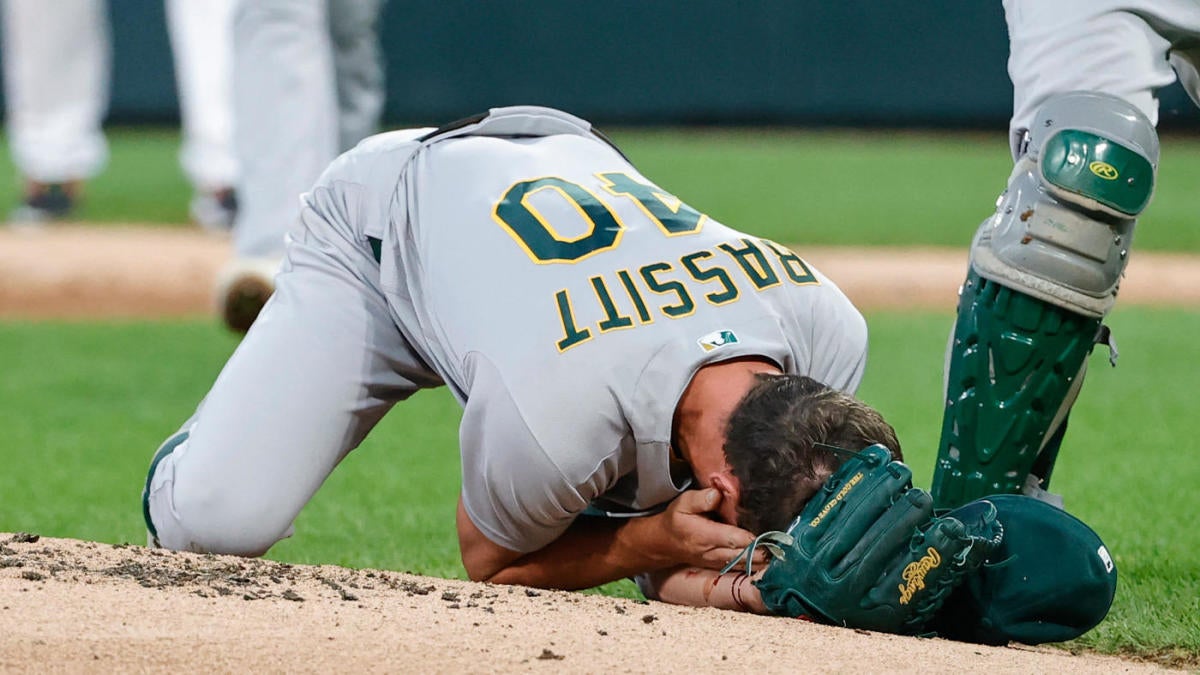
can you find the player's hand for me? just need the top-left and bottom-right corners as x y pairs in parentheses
(643, 488), (764, 571)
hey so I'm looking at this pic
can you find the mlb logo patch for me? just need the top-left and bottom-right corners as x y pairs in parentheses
(697, 329), (738, 352)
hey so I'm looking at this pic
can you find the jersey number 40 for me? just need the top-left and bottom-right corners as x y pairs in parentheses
(492, 172), (704, 264)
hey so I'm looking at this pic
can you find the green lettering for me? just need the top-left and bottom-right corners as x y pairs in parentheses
(680, 251), (739, 304)
(762, 239), (818, 285)
(616, 269), (653, 324)
(719, 239), (781, 290)
(600, 172), (705, 235)
(554, 289), (593, 351)
(494, 178), (623, 263)
(591, 276), (635, 331)
(640, 262), (695, 318)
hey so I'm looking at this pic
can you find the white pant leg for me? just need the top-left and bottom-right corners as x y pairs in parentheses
(328, 0), (384, 152)
(165, 0), (238, 191)
(1, 0), (110, 182)
(145, 201), (440, 556)
(1171, 49), (1200, 109)
(232, 0), (338, 258)
(1005, 0), (1200, 154)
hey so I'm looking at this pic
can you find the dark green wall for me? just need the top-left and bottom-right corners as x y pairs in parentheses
(5, 0), (1199, 128)
(379, 1), (1016, 126)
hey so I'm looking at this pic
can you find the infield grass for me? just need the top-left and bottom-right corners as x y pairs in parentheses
(1, 128), (1199, 664)
(1, 309), (1197, 662)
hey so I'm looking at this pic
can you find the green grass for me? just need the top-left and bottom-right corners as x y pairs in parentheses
(0, 129), (195, 224)
(3, 126), (1200, 250)
(613, 127), (1200, 251)
(1, 310), (1197, 661)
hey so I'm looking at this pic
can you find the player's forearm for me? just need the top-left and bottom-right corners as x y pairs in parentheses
(483, 515), (670, 590)
(639, 566), (767, 613)
(457, 492), (757, 590)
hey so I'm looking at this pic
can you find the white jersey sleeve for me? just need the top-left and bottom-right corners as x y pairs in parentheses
(458, 354), (619, 553)
(805, 268), (869, 393)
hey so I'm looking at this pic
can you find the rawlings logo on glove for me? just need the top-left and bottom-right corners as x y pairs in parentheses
(898, 547), (941, 605)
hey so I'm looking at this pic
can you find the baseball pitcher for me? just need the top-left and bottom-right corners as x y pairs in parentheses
(142, 106), (999, 633)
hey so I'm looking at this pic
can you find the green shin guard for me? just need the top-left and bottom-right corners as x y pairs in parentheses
(932, 270), (1101, 510)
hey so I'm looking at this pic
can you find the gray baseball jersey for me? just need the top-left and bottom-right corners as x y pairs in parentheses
(368, 107), (868, 552)
(144, 106), (868, 558)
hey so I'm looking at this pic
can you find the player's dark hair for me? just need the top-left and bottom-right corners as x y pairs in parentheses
(723, 374), (901, 534)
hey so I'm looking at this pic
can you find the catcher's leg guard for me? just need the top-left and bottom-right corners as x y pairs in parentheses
(933, 92), (1158, 509)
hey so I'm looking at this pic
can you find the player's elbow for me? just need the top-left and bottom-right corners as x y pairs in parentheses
(460, 557), (497, 583)
(456, 498), (523, 583)
(460, 546), (531, 585)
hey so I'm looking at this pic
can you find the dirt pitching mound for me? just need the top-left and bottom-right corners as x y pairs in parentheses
(2, 225), (1200, 318)
(0, 534), (1177, 673)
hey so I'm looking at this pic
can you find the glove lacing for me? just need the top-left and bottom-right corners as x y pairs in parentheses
(720, 530), (793, 575)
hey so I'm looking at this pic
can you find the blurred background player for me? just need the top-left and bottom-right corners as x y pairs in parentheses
(0, 0), (238, 230)
(932, 0), (1199, 509)
(216, 0), (386, 333)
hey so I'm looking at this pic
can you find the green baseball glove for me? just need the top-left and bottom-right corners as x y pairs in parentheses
(726, 445), (1002, 634)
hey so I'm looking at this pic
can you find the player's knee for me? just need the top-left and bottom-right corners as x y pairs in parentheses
(143, 431), (289, 557)
(168, 480), (288, 557)
(975, 91), (1158, 318)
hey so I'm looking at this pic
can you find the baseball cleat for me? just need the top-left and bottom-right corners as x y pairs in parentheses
(214, 256), (281, 333)
(8, 181), (79, 225)
(190, 188), (238, 233)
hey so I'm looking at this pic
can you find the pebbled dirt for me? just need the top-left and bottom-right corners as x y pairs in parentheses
(0, 534), (1182, 673)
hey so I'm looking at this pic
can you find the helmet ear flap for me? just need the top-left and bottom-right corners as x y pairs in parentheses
(928, 495), (1116, 646)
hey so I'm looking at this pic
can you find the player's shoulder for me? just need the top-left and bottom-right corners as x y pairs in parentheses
(352, 127), (437, 154)
(316, 127), (436, 186)
(338, 128), (437, 168)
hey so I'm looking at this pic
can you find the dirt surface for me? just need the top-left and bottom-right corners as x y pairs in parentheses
(2, 226), (1197, 672)
(3, 225), (1200, 318)
(0, 534), (1179, 673)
